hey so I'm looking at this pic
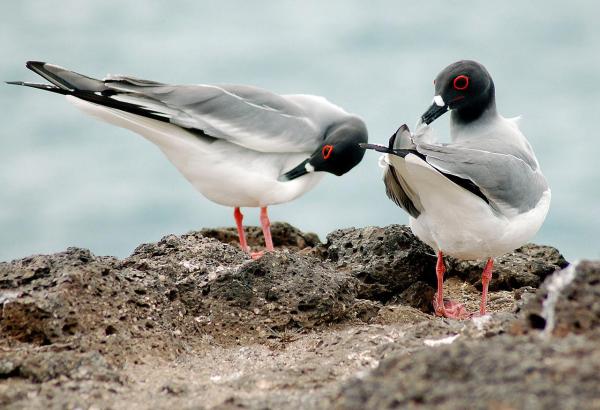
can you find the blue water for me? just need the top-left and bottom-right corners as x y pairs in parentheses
(1, 1), (599, 262)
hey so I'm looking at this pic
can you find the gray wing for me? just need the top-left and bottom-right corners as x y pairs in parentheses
(384, 164), (422, 218)
(416, 143), (548, 213)
(14, 62), (325, 153)
(105, 79), (322, 153)
(382, 125), (423, 218)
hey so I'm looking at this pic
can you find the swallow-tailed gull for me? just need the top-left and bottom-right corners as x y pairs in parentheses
(9, 61), (368, 257)
(362, 60), (550, 318)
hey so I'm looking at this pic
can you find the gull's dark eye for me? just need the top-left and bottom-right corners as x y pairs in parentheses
(322, 145), (333, 159)
(453, 75), (469, 91)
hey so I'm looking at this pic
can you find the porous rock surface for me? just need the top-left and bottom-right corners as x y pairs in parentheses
(1, 223), (595, 410)
(334, 260), (600, 410)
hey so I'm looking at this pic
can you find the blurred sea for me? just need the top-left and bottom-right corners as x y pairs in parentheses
(1, 0), (599, 262)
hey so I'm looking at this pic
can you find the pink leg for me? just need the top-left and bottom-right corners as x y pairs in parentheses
(250, 207), (274, 259)
(233, 207), (249, 253)
(479, 258), (494, 315)
(433, 251), (445, 314)
(260, 207), (274, 252)
(432, 251), (470, 319)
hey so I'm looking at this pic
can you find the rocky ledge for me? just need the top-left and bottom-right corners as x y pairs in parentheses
(2, 223), (597, 410)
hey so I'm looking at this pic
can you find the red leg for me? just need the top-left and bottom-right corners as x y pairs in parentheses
(233, 207), (249, 253)
(432, 251), (470, 319)
(479, 258), (494, 315)
(250, 207), (274, 259)
(260, 207), (274, 252)
(433, 251), (445, 315)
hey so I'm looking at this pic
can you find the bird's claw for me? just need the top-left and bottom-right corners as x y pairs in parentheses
(250, 251), (265, 260)
(433, 297), (471, 320)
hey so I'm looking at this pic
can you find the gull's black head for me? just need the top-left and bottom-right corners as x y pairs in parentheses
(280, 117), (368, 181)
(421, 60), (496, 125)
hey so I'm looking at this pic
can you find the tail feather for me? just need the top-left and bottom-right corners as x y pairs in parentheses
(359, 142), (391, 153)
(5, 80), (67, 95)
(7, 61), (173, 124)
(359, 142), (416, 159)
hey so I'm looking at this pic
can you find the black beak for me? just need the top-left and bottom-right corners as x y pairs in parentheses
(279, 159), (310, 181)
(421, 101), (449, 125)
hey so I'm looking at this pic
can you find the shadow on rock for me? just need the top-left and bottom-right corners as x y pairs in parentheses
(319, 225), (437, 309)
(199, 222), (321, 251)
(198, 252), (360, 340)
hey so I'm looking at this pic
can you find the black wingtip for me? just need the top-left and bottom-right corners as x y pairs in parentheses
(397, 124), (409, 134)
(388, 133), (397, 150)
(389, 124), (411, 149)
(25, 61), (50, 78)
(23, 61), (76, 91)
(26, 61), (47, 70)
(6, 81), (24, 86)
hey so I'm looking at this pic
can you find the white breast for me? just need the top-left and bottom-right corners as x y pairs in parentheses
(403, 154), (551, 260)
(169, 140), (325, 207)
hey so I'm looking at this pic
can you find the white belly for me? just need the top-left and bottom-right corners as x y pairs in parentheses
(410, 190), (550, 259)
(164, 141), (325, 207)
(68, 96), (325, 208)
(402, 154), (551, 260)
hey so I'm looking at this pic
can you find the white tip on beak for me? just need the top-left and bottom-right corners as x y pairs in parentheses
(433, 95), (445, 107)
(304, 162), (315, 173)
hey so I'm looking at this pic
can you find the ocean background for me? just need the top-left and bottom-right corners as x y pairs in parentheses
(1, 0), (598, 262)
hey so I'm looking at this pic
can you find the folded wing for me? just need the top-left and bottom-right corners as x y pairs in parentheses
(416, 143), (549, 213)
(16, 62), (325, 153)
(104, 78), (322, 152)
(379, 125), (424, 218)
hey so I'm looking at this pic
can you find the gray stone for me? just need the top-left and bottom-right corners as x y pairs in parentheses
(320, 225), (436, 303)
(448, 243), (568, 291)
(515, 260), (600, 338)
(334, 335), (600, 410)
(0, 223), (592, 410)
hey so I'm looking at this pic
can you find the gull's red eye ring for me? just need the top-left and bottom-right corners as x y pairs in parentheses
(453, 75), (469, 91)
(322, 145), (333, 159)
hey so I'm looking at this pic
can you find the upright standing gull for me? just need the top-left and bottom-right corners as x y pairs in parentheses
(362, 60), (550, 318)
(9, 62), (368, 257)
